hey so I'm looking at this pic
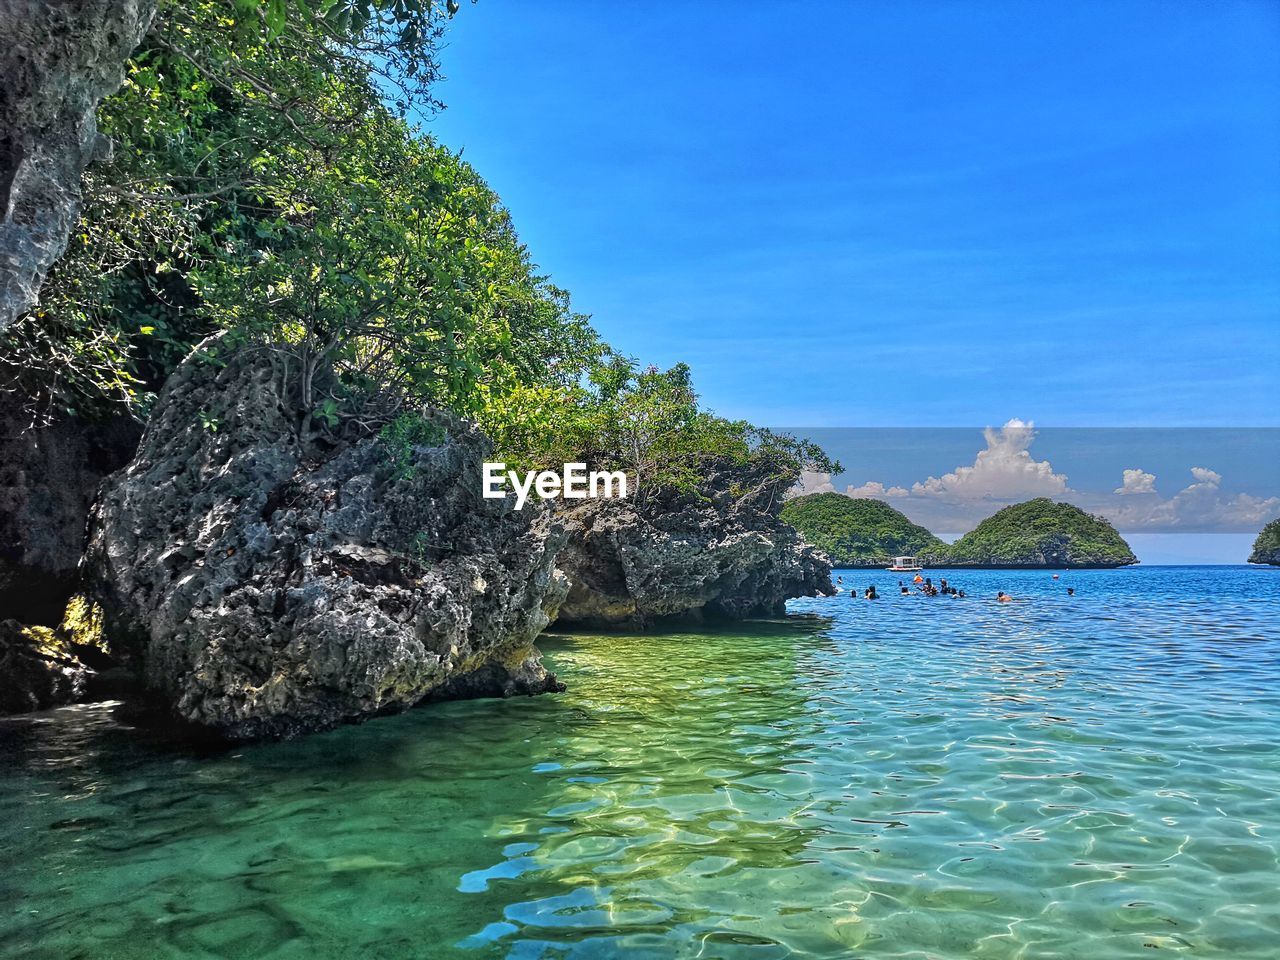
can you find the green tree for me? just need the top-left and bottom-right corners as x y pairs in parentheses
(779, 494), (945, 566)
(486, 356), (839, 502)
(944, 499), (1137, 567)
(1, 0), (596, 432)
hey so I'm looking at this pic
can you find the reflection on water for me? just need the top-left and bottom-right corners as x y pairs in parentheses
(2, 566), (1279, 958)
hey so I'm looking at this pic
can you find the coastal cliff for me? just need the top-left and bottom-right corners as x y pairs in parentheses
(0, 345), (835, 730)
(84, 344), (568, 739)
(0, 1), (839, 730)
(0, 0), (157, 329)
(553, 461), (833, 628)
(1250, 518), (1280, 566)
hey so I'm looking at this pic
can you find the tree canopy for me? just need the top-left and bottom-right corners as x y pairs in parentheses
(0, 0), (835, 493)
(780, 494), (945, 566)
(944, 498), (1137, 567)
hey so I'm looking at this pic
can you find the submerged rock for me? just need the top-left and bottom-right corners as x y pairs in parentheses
(0, 619), (91, 714)
(553, 460), (833, 628)
(0, 409), (142, 624)
(85, 343), (566, 740)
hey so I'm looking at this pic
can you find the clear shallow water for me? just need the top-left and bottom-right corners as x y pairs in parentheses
(2, 566), (1278, 959)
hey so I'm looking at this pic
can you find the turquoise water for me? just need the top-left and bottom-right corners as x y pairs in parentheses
(2, 566), (1278, 958)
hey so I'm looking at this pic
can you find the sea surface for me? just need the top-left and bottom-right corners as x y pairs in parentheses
(2, 566), (1278, 959)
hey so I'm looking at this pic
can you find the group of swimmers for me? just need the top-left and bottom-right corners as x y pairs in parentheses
(834, 575), (1075, 602)
(907, 576), (964, 598)
(835, 575), (966, 599)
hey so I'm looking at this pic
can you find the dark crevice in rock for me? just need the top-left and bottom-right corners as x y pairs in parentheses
(0, 410), (143, 624)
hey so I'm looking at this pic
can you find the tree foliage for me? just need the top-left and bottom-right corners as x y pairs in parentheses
(1, 0), (578, 427)
(485, 358), (840, 501)
(0, 0), (835, 495)
(780, 494), (945, 566)
(944, 498), (1137, 567)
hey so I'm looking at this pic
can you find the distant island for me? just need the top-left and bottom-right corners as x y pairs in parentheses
(780, 494), (946, 567)
(943, 499), (1137, 568)
(783, 495), (1138, 568)
(1250, 518), (1280, 566)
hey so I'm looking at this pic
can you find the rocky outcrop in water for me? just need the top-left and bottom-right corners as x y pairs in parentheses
(552, 461), (833, 628)
(85, 342), (567, 740)
(943, 498), (1137, 568)
(0, 619), (91, 714)
(0, 0), (157, 330)
(0, 409), (142, 624)
(1250, 518), (1280, 566)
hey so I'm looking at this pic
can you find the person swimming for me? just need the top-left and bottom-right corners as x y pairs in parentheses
(1067, 587), (1075, 596)
(997, 591), (1012, 603)
(900, 586), (909, 595)
(865, 585), (879, 599)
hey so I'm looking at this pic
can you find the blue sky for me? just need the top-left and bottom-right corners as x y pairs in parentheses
(426, 0), (1279, 428)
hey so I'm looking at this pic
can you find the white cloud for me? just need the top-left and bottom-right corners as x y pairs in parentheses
(790, 426), (1278, 534)
(845, 480), (910, 498)
(1115, 468), (1157, 495)
(791, 470), (836, 496)
(1189, 466), (1222, 487)
(910, 419), (1069, 500)
(1089, 467), (1280, 532)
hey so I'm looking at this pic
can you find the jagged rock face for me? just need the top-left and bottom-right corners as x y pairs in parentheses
(553, 462), (833, 628)
(0, 619), (91, 714)
(0, 0), (157, 330)
(85, 344), (567, 740)
(0, 410), (142, 624)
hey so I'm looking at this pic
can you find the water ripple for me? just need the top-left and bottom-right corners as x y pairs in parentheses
(1, 566), (1278, 957)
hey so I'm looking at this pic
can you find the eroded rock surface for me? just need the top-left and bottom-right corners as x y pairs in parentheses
(0, 619), (91, 714)
(0, 0), (157, 329)
(553, 461), (833, 628)
(86, 344), (566, 739)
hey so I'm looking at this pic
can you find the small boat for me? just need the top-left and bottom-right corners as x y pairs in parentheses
(886, 555), (923, 572)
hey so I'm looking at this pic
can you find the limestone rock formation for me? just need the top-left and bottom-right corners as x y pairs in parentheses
(85, 343), (566, 740)
(0, 0), (157, 330)
(0, 619), (91, 714)
(0, 409), (142, 624)
(553, 461), (833, 628)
